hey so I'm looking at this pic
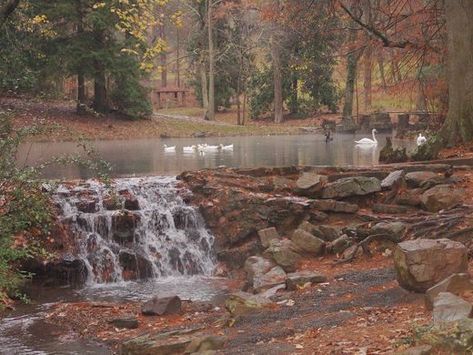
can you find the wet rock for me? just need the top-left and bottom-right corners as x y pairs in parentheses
(405, 171), (440, 188)
(421, 184), (463, 212)
(263, 239), (301, 272)
(120, 327), (202, 355)
(185, 335), (226, 353)
(103, 195), (121, 210)
(225, 291), (274, 316)
(119, 251), (154, 280)
(312, 199), (359, 213)
(124, 196), (140, 210)
(425, 274), (473, 310)
(217, 241), (260, 269)
(173, 209), (198, 230)
(372, 203), (408, 214)
(253, 266), (287, 293)
(295, 172), (328, 197)
(257, 227), (280, 248)
(321, 176), (381, 199)
(244, 256), (275, 286)
(371, 221), (407, 242)
(327, 234), (353, 254)
(111, 211), (139, 244)
(381, 170), (405, 190)
(108, 315), (139, 329)
(286, 270), (327, 290)
(433, 292), (472, 324)
(313, 225), (340, 242)
(141, 295), (182, 316)
(27, 257), (88, 287)
(290, 229), (325, 255)
(76, 199), (97, 213)
(394, 239), (468, 292)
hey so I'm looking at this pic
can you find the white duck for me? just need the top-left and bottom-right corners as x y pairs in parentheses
(219, 144), (234, 151)
(163, 144), (176, 152)
(355, 129), (378, 145)
(416, 133), (427, 146)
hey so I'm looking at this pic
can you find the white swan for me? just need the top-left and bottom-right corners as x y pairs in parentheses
(219, 144), (234, 151)
(203, 144), (220, 151)
(355, 129), (378, 145)
(183, 145), (197, 153)
(163, 144), (176, 152)
(417, 133), (427, 146)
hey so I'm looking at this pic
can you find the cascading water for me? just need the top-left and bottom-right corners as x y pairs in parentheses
(52, 176), (215, 284)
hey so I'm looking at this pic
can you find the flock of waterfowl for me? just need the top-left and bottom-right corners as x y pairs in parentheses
(163, 143), (234, 154)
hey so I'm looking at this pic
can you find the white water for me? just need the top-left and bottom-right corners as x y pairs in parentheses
(53, 176), (215, 284)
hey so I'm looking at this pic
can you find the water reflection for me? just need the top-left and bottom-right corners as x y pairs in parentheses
(17, 133), (416, 179)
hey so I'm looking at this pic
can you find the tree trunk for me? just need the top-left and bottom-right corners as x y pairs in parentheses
(160, 23), (167, 87)
(77, 72), (86, 115)
(207, 0), (215, 120)
(242, 91), (247, 125)
(342, 37), (361, 118)
(363, 45), (372, 112)
(378, 53), (387, 89)
(93, 62), (108, 113)
(271, 30), (283, 123)
(442, 0), (473, 144)
(200, 60), (209, 110)
(176, 27), (181, 88)
(289, 77), (298, 114)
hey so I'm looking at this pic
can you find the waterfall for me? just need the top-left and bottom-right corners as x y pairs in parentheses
(52, 176), (215, 284)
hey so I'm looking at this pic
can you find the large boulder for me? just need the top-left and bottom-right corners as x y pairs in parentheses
(141, 296), (182, 316)
(290, 229), (325, 255)
(295, 172), (328, 197)
(244, 256), (275, 286)
(418, 318), (473, 353)
(327, 234), (353, 254)
(394, 239), (468, 292)
(425, 274), (473, 310)
(405, 171), (440, 188)
(257, 227), (280, 248)
(253, 266), (287, 293)
(371, 221), (407, 242)
(321, 176), (381, 199)
(381, 170), (405, 190)
(421, 184), (463, 212)
(433, 292), (472, 324)
(286, 270), (327, 290)
(263, 239), (301, 272)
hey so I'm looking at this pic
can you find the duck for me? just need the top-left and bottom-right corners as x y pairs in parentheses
(219, 144), (234, 151)
(416, 133), (427, 146)
(355, 129), (378, 145)
(163, 144), (176, 152)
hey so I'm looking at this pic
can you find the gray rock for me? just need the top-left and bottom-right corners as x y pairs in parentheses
(421, 184), (463, 212)
(257, 227), (280, 248)
(108, 315), (139, 329)
(321, 176), (381, 199)
(312, 199), (359, 213)
(225, 291), (274, 316)
(141, 296), (182, 316)
(263, 239), (301, 272)
(405, 171), (440, 188)
(253, 266), (287, 293)
(433, 292), (472, 324)
(418, 318), (473, 353)
(313, 225), (340, 242)
(185, 335), (226, 353)
(244, 256), (275, 286)
(295, 172), (328, 196)
(286, 270), (327, 290)
(328, 234), (353, 254)
(372, 203), (408, 214)
(396, 188), (422, 207)
(425, 273), (473, 310)
(290, 229), (325, 255)
(395, 345), (432, 355)
(394, 239), (468, 292)
(381, 170), (405, 189)
(298, 221), (318, 234)
(371, 221), (407, 242)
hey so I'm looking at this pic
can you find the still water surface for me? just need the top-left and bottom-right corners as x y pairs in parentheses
(18, 133), (416, 179)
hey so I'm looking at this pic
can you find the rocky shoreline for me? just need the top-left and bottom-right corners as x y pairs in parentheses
(20, 163), (473, 353)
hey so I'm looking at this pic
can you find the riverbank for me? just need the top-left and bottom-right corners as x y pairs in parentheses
(2, 97), (332, 142)
(11, 162), (472, 353)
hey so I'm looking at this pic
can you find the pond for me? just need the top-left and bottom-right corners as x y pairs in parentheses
(18, 133), (416, 179)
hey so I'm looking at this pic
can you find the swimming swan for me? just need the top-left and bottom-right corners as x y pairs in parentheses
(219, 144), (234, 151)
(183, 145), (197, 153)
(355, 129), (378, 145)
(163, 144), (176, 152)
(416, 133), (427, 146)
